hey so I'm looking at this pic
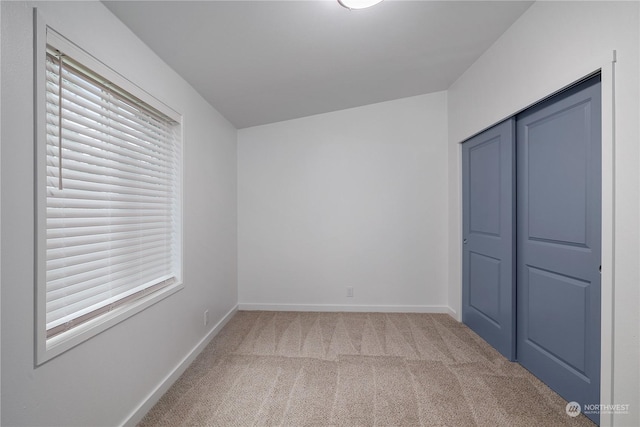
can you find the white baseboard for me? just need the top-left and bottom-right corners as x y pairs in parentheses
(237, 303), (450, 313)
(447, 307), (460, 321)
(122, 304), (238, 427)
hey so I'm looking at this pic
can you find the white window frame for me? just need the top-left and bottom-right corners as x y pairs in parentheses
(34, 13), (184, 365)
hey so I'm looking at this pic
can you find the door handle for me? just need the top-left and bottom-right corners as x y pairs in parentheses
(463, 239), (468, 244)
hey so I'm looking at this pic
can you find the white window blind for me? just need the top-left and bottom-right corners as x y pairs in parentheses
(44, 47), (181, 339)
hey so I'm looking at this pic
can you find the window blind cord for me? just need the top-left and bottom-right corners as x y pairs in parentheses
(57, 51), (64, 190)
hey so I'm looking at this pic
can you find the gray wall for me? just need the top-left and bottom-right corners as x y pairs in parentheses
(238, 93), (449, 311)
(1, 2), (238, 425)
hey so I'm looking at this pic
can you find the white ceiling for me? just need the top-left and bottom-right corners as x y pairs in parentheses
(103, 0), (533, 129)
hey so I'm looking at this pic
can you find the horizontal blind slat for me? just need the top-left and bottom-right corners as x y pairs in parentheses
(47, 222), (170, 240)
(60, 105), (173, 158)
(47, 216), (171, 230)
(46, 189), (170, 207)
(46, 206), (172, 219)
(46, 229), (174, 250)
(45, 136), (174, 181)
(46, 275), (177, 332)
(47, 233), (167, 260)
(47, 250), (171, 291)
(46, 173), (172, 198)
(47, 246), (169, 283)
(51, 118), (173, 171)
(47, 269), (173, 310)
(46, 104), (173, 165)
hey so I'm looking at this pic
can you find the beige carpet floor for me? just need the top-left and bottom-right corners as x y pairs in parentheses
(139, 311), (595, 426)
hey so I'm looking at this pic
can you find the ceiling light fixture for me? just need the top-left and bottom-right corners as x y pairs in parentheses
(338, 0), (384, 10)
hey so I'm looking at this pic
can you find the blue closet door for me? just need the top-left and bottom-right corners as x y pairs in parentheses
(462, 118), (516, 361)
(516, 76), (601, 424)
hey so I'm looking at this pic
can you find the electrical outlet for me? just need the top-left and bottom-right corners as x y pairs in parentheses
(204, 310), (209, 326)
(347, 287), (354, 297)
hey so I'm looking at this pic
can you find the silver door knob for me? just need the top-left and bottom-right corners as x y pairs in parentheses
(463, 239), (468, 244)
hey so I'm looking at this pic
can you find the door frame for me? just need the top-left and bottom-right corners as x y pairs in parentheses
(455, 63), (616, 426)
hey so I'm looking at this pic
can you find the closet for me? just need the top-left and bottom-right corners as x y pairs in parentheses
(462, 75), (601, 424)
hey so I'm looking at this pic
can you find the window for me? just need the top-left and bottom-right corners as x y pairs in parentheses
(36, 27), (182, 363)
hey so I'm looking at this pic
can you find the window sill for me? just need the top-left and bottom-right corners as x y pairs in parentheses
(36, 281), (183, 366)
